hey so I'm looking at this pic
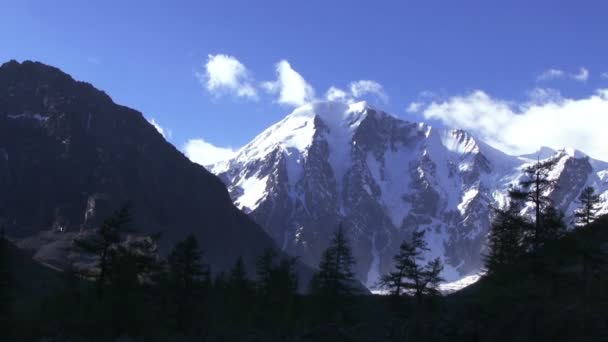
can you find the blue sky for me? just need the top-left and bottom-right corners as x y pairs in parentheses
(2, 0), (608, 162)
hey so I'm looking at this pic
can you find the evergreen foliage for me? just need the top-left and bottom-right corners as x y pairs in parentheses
(310, 224), (357, 299)
(167, 234), (209, 331)
(380, 229), (444, 302)
(309, 224), (357, 321)
(73, 205), (132, 298)
(509, 158), (559, 251)
(574, 186), (602, 227)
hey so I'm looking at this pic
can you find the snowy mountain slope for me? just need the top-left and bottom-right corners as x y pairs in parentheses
(211, 101), (608, 288)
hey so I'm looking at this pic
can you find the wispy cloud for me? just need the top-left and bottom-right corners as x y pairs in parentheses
(537, 67), (589, 82)
(197, 54), (258, 99)
(325, 86), (350, 102)
(406, 101), (424, 113)
(349, 80), (388, 103)
(572, 67), (589, 82)
(537, 68), (566, 81)
(526, 87), (563, 104)
(600, 72), (608, 80)
(324, 80), (388, 104)
(147, 118), (171, 139)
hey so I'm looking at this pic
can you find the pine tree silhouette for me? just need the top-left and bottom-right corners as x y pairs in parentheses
(73, 205), (132, 298)
(484, 205), (528, 276)
(310, 224), (357, 299)
(509, 157), (559, 251)
(310, 224), (357, 321)
(255, 247), (298, 328)
(380, 229), (443, 303)
(228, 256), (254, 326)
(574, 186), (602, 227)
(168, 234), (209, 331)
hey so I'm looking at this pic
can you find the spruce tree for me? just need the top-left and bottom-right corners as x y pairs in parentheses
(310, 224), (357, 299)
(380, 230), (444, 302)
(228, 256), (254, 326)
(104, 235), (161, 335)
(309, 224), (357, 322)
(539, 205), (567, 242)
(255, 248), (298, 328)
(255, 247), (278, 297)
(167, 235), (209, 331)
(484, 205), (528, 276)
(509, 157), (558, 251)
(74, 205), (131, 298)
(229, 256), (250, 293)
(574, 186), (602, 227)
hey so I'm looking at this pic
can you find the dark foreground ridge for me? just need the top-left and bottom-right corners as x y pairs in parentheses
(0, 60), (310, 276)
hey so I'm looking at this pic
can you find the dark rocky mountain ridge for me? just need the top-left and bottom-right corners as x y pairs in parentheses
(0, 60), (310, 280)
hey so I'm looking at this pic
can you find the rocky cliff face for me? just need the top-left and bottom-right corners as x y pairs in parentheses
(0, 60), (305, 278)
(212, 101), (608, 287)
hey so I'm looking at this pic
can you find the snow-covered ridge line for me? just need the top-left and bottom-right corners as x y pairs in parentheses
(209, 101), (608, 290)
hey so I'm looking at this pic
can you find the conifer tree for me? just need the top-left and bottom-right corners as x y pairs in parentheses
(255, 248), (298, 327)
(227, 256), (253, 326)
(539, 206), (567, 242)
(574, 186), (602, 227)
(74, 205), (131, 298)
(104, 235), (161, 335)
(509, 157), (558, 251)
(310, 224), (357, 300)
(230, 256), (250, 293)
(168, 235), (209, 331)
(255, 247), (277, 297)
(484, 205), (528, 276)
(380, 229), (444, 302)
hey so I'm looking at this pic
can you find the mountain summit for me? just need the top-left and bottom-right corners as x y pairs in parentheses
(0, 60), (309, 278)
(212, 101), (608, 287)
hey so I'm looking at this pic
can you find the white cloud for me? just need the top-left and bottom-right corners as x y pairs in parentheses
(537, 69), (565, 81)
(183, 138), (236, 166)
(325, 86), (350, 102)
(406, 101), (424, 113)
(197, 54), (257, 99)
(324, 80), (388, 104)
(572, 67), (589, 82)
(148, 118), (171, 139)
(262, 60), (315, 107)
(422, 89), (608, 160)
(537, 67), (590, 82)
(526, 87), (563, 104)
(602, 72), (608, 80)
(349, 80), (388, 103)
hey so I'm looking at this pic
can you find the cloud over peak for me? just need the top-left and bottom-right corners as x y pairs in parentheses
(349, 80), (388, 103)
(324, 80), (388, 104)
(198, 54), (258, 99)
(262, 60), (315, 107)
(197, 53), (389, 108)
(421, 89), (608, 160)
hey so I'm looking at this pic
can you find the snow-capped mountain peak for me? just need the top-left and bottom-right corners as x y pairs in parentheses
(211, 101), (608, 288)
